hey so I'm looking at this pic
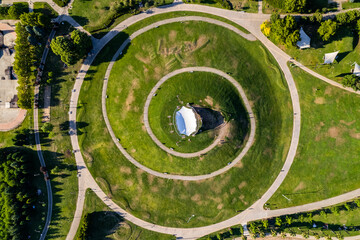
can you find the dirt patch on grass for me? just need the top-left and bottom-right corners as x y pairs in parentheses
(263, 147), (273, 157)
(294, 181), (306, 192)
(191, 194), (201, 201)
(204, 96), (214, 106)
(151, 185), (159, 192)
(340, 120), (356, 126)
(183, 35), (209, 53)
(324, 86), (332, 95)
(234, 160), (243, 168)
(120, 167), (132, 174)
(328, 126), (340, 138)
(230, 187), (236, 194)
(314, 97), (325, 104)
(350, 129), (360, 139)
(238, 181), (247, 189)
(217, 203), (224, 209)
(147, 174), (155, 185)
(135, 53), (151, 64)
(169, 30), (177, 41)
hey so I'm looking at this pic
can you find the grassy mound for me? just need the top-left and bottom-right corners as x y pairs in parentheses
(77, 14), (292, 227)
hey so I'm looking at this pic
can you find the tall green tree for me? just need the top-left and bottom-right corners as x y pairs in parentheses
(270, 15), (300, 47)
(318, 19), (338, 41)
(284, 0), (306, 13)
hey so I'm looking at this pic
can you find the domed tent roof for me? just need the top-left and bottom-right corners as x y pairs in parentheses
(175, 106), (198, 136)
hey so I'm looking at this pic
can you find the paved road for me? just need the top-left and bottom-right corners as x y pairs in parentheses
(34, 28), (57, 240)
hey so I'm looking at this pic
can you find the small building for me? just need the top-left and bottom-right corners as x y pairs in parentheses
(175, 106), (200, 136)
(353, 62), (360, 77)
(324, 51), (339, 64)
(296, 27), (311, 50)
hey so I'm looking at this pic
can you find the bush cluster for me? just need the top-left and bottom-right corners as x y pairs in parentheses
(0, 3), (28, 19)
(263, 14), (300, 47)
(50, 29), (92, 65)
(0, 147), (36, 239)
(14, 13), (50, 109)
(77, 213), (89, 240)
(53, 0), (70, 7)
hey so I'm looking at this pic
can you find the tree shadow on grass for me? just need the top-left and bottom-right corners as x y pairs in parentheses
(87, 211), (124, 239)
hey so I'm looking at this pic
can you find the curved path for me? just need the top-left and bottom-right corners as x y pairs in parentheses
(0, 109), (27, 132)
(101, 17), (256, 180)
(142, 67), (251, 159)
(68, 2), (360, 240)
(67, 9), (301, 239)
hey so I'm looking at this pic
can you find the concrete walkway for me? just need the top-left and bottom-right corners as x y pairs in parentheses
(42, 85), (51, 123)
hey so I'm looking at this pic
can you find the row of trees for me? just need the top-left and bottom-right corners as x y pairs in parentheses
(0, 147), (36, 239)
(14, 12), (52, 109)
(50, 30), (92, 66)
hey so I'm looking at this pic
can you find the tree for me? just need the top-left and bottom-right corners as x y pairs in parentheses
(284, 0), (306, 13)
(70, 30), (92, 58)
(355, 199), (360, 208)
(285, 216), (293, 225)
(318, 19), (338, 41)
(33, 26), (45, 37)
(331, 206), (340, 215)
(275, 217), (282, 227)
(262, 219), (269, 229)
(8, 4), (24, 19)
(344, 203), (351, 211)
(261, 20), (271, 37)
(50, 36), (76, 65)
(320, 210), (327, 218)
(41, 123), (54, 133)
(342, 74), (360, 90)
(270, 15), (300, 47)
(357, 19), (360, 36)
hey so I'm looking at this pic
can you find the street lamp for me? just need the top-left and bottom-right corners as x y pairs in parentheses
(187, 214), (195, 223)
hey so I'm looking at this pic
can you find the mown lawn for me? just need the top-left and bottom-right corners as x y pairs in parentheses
(148, 72), (248, 153)
(263, 0), (328, 13)
(267, 65), (360, 209)
(70, 5), (250, 38)
(33, 2), (58, 18)
(75, 189), (175, 239)
(282, 26), (360, 83)
(77, 12), (292, 227)
(36, 23), (82, 239)
(197, 0), (258, 13)
(342, 2), (360, 9)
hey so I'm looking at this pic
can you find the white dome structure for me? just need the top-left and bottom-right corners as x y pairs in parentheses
(175, 106), (198, 136)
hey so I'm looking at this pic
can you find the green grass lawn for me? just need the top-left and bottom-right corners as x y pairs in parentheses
(282, 26), (359, 83)
(196, 0), (258, 13)
(148, 72), (248, 153)
(76, 189), (175, 239)
(33, 2), (58, 18)
(267, 65), (360, 209)
(36, 23), (81, 240)
(77, 13), (292, 227)
(342, 2), (360, 9)
(70, 0), (173, 34)
(71, 5), (250, 38)
(263, 0), (328, 13)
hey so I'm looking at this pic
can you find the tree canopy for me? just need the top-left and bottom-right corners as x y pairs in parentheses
(284, 0), (307, 13)
(50, 30), (93, 65)
(269, 15), (300, 47)
(318, 19), (338, 41)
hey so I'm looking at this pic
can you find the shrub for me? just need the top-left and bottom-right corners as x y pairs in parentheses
(342, 74), (360, 90)
(270, 15), (300, 46)
(53, 0), (70, 7)
(318, 19), (338, 41)
(8, 3), (28, 19)
(261, 20), (271, 37)
(77, 213), (89, 240)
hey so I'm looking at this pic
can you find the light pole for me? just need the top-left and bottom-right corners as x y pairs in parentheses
(187, 214), (195, 223)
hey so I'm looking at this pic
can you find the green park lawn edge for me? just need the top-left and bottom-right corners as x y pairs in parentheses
(267, 64), (360, 209)
(342, 2), (360, 10)
(70, 8), (250, 38)
(148, 72), (248, 153)
(35, 23), (81, 240)
(76, 12), (293, 227)
(185, 0), (258, 13)
(106, 21), (254, 175)
(276, 25), (359, 84)
(75, 189), (175, 239)
(33, 2), (59, 18)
